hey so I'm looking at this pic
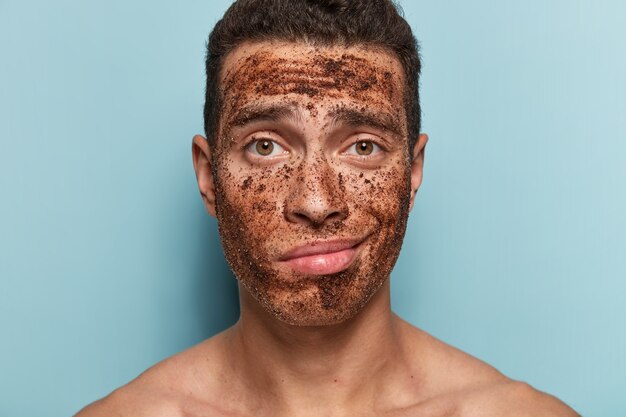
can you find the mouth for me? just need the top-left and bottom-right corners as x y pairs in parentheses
(277, 238), (366, 275)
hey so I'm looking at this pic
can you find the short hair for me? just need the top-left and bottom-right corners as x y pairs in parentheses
(204, 0), (421, 153)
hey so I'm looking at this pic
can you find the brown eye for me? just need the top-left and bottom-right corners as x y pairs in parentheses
(247, 138), (286, 158)
(255, 140), (274, 156)
(356, 141), (374, 155)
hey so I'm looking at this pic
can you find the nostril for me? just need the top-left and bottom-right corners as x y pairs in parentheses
(324, 211), (344, 223)
(293, 212), (310, 223)
(289, 207), (347, 228)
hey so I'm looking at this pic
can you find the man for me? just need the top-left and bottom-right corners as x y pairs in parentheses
(76, 0), (578, 415)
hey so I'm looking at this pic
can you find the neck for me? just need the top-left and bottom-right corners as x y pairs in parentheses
(226, 279), (410, 415)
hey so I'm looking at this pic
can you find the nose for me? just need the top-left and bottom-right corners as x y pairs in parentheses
(284, 156), (348, 228)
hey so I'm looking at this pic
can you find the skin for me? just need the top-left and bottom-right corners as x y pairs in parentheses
(75, 41), (579, 417)
(211, 43), (414, 327)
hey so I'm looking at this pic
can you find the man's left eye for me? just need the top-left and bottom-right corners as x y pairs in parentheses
(345, 140), (382, 157)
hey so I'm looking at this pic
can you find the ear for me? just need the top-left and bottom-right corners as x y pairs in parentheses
(192, 134), (217, 217)
(409, 133), (428, 212)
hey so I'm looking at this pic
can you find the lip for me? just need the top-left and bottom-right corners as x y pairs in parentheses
(278, 238), (365, 275)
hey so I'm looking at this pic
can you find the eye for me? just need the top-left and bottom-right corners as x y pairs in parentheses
(246, 139), (286, 157)
(345, 140), (382, 157)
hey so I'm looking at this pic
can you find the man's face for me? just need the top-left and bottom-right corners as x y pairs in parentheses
(195, 41), (425, 326)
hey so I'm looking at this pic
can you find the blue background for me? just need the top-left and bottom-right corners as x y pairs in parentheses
(1, 1), (624, 416)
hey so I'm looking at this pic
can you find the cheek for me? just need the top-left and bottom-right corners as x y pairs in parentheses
(214, 160), (294, 244)
(347, 164), (411, 286)
(344, 163), (411, 221)
(221, 176), (278, 223)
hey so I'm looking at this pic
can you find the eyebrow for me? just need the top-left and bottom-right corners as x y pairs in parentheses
(226, 102), (405, 139)
(327, 108), (405, 139)
(228, 103), (301, 128)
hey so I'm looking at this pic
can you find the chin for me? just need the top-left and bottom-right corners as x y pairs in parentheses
(268, 302), (359, 327)
(243, 266), (387, 327)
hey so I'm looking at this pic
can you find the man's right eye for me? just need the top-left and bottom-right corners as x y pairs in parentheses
(246, 139), (286, 157)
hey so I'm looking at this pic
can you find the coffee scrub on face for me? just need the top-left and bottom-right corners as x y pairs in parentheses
(212, 42), (413, 326)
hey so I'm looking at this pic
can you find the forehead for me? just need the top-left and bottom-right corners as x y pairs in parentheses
(218, 41), (406, 128)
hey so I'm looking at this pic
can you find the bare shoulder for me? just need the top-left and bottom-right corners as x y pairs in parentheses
(396, 380), (580, 417)
(73, 382), (179, 417)
(74, 330), (237, 417)
(393, 316), (579, 416)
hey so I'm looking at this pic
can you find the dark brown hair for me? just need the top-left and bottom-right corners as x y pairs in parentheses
(204, 0), (421, 151)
